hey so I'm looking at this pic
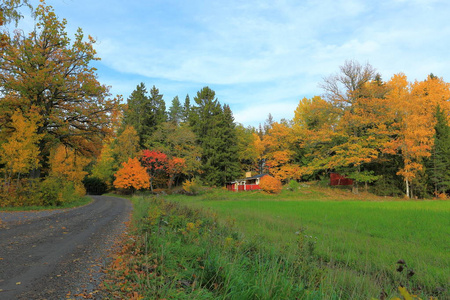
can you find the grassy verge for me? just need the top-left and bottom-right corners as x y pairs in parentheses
(102, 195), (335, 299)
(0, 196), (92, 211)
(102, 188), (448, 299)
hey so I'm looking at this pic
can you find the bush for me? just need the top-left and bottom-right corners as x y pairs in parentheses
(83, 176), (108, 195)
(182, 177), (204, 195)
(286, 179), (300, 191)
(260, 175), (282, 194)
(39, 177), (64, 206)
(39, 177), (83, 206)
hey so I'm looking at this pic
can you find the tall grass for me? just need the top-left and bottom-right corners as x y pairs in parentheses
(165, 188), (449, 299)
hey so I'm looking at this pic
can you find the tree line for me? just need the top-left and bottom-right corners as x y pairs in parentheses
(99, 60), (450, 199)
(1, 2), (449, 206)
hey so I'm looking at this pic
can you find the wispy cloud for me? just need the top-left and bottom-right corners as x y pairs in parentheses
(20, 0), (450, 126)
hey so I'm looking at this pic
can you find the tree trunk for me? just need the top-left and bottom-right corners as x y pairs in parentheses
(405, 178), (410, 198)
(352, 181), (359, 194)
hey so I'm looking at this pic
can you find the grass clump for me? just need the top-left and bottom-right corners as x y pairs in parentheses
(102, 195), (332, 299)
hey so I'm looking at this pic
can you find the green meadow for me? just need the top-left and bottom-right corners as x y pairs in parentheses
(164, 187), (449, 298)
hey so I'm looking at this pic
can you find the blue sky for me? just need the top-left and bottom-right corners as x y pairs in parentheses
(14, 0), (450, 127)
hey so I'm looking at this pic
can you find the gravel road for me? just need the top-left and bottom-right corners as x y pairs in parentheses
(0, 195), (132, 299)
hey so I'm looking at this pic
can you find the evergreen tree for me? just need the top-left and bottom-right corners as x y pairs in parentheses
(123, 84), (167, 146)
(168, 96), (182, 125)
(182, 94), (191, 123)
(426, 105), (450, 195)
(149, 85), (167, 125)
(123, 83), (150, 146)
(218, 104), (241, 183)
(190, 87), (240, 186)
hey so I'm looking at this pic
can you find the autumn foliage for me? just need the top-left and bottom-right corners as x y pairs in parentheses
(113, 158), (150, 192)
(259, 175), (282, 194)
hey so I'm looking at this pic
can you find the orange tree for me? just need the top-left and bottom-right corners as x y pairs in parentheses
(0, 3), (118, 178)
(113, 158), (150, 193)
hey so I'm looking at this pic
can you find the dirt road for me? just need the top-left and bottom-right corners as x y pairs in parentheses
(0, 195), (132, 299)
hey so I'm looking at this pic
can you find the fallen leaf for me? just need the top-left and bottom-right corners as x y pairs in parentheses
(16, 282), (21, 285)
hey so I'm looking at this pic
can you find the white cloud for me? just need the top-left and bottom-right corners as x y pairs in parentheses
(20, 0), (450, 126)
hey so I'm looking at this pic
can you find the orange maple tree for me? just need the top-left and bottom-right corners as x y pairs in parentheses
(113, 157), (150, 192)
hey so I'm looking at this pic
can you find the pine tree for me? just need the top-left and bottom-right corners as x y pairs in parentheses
(182, 94), (191, 122)
(149, 85), (167, 126)
(190, 87), (240, 186)
(426, 105), (450, 195)
(168, 96), (182, 125)
(123, 83), (150, 146)
(218, 104), (241, 183)
(123, 84), (167, 146)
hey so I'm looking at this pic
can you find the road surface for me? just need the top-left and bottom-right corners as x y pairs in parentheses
(0, 195), (132, 299)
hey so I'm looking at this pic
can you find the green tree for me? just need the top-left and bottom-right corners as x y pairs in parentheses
(190, 87), (240, 186)
(122, 83), (167, 146)
(182, 94), (191, 122)
(426, 105), (450, 196)
(146, 122), (201, 179)
(168, 96), (182, 125)
(217, 104), (241, 183)
(149, 85), (167, 125)
(122, 83), (151, 146)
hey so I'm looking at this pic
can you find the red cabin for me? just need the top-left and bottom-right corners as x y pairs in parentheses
(226, 174), (267, 192)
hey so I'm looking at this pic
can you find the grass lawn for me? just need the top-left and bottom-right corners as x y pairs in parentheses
(165, 185), (450, 298)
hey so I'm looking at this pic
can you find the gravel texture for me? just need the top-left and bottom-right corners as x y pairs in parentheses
(0, 195), (132, 299)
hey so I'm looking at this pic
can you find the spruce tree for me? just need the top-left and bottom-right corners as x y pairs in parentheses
(149, 85), (167, 125)
(426, 105), (450, 195)
(219, 104), (241, 183)
(182, 94), (191, 122)
(190, 87), (240, 186)
(168, 96), (182, 125)
(123, 83), (151, 146)
(123, 83), (167, 147)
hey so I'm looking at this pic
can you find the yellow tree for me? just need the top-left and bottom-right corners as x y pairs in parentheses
(385, 74), (450, 197)
(49, 144), (90, 196)
(1, 108), (43, 186)
(235, 125), (259, 173)
(113, 125), (140, 164)
(252, 132), (266, 174)
(90, 138), (116, 187)
(293, 96), (339, 177)
(325, 80), (393, 193)
(263, 122), (300, 182)
(0, 3), (118, 177)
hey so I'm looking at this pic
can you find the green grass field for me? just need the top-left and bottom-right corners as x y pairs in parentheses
(165, 186), (450, 298)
